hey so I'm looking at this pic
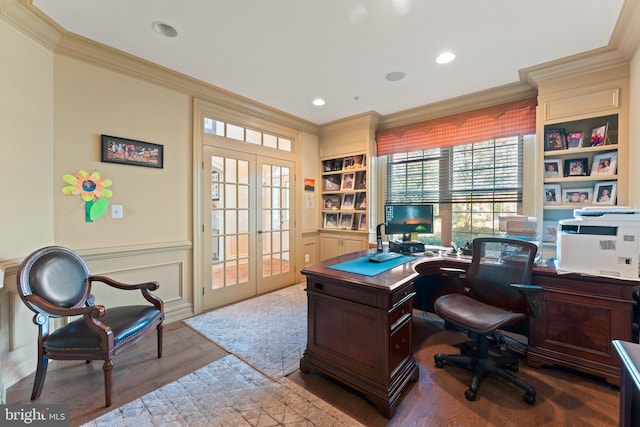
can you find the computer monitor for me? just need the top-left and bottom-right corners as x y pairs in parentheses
(384, 204), (434, 241)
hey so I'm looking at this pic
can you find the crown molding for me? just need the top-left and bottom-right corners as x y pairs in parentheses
(0, 0), (61, 48)
(319, 111), (382, 136)
(377, 81), (537, 130)
(611, 0), (640, 58)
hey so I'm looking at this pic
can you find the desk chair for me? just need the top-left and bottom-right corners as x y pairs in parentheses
(17, 246), (164, 407)
(433, 237), (542, 404)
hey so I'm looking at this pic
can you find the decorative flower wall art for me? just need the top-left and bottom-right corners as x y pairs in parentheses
(62, 170), (113, 222)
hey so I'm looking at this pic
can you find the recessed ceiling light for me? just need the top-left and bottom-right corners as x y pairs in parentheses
(385, 71), (405, 82)
(436, 52), (456, 64)
(151, 21), (178, 38)
(312, 98), (326, 106)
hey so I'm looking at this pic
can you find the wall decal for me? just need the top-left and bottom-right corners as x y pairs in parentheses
(62, 170), (113, 222)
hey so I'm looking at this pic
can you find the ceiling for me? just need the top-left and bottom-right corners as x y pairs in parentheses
(33, 0), (626, 125)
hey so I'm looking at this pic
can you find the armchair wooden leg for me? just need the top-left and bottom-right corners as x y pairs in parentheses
(31, 354), (49, 400)
(157, 323), (163, 358)
(103, 359), (113, 407)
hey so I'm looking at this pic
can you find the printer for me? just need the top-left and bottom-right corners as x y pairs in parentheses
(557, 206), (640, 279)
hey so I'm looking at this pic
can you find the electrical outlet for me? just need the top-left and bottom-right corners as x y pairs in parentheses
(305, 254), (310, 263)
(111, 204), (123, 219)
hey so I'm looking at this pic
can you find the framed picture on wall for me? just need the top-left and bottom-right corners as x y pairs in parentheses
(101, 134), (163, 169)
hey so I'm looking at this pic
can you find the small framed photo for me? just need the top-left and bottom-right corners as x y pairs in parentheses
(355, 192), (367, 210)
(323, 194), (341, 210)
(542, 220), (558, 243)
(565, 131), (583, 149)
(564, 158), (588, 177)
(339, 213), (354, 229)
(341, 193), (355, 209)
(323, 175), (341, 191)
(358, 213), (367, 230)
(341, 172), (355, 191)
(544, 129), (566, 151)
(324, 212), (339, 228)
(101, 134), (163, 168)
(562, 188), (593, 204)
(323, 159), (343, 172)
(543, 160), (562, 179)
(593, 181), (617, 205)
(590, 124), (607, 146)
(591, 152), (617, 176)
(544, 184), (561, 205)
(354, 171), (366, 190)
(353, 155), (365, 169)
(342, 157), (355, 170)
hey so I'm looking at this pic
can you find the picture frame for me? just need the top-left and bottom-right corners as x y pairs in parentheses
(353, 155), (365, 169)
(341, 193), (355, 209)
(322, 194), (341, 210)
(358, 213), (367, 230)
(323, 212), (338, 228)
(591, 152), (617, 176)
(542, 220), (558, 243)
(354, 171), (366, 190)
(101, 134), (163, 168)
(211, 171), (220, 201)
(565, 131), (583, 149)
(341, 172), (355, 191)
(589, 124), (607, 146)
(355, 192), (367, 210)
(562, 188), (593, 205)
(323, 175), (341, 191)
(342, 157), (354, 170)
(563, 158), (588, 177)
(339, 213), (354, 229)
(593, 181), (617, 205)
(544, 129), (566, 151)
(543, 184), (561, 205)
(543, 160), (562, 179)
(323, 159), (343, 172)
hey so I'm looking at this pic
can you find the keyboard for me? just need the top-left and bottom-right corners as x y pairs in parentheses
(368, 252), (403, 263)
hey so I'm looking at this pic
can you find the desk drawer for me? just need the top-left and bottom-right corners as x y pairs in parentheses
(389, 298), (412, 331)
(389, 319), (412, 374)
(391, 282), (415, 306)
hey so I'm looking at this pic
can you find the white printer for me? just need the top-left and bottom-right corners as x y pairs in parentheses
(557, 206), (640, 279)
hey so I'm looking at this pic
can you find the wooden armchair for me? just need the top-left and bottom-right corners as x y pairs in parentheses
(17, 246), (164, 407)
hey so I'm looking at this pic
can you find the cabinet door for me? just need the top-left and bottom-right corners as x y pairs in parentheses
(320, 234), (342, 260)
(342, 235), (367, 255)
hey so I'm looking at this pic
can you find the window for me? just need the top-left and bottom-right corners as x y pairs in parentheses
(386, 136), (525, 247)
(203, 118), (292, 152)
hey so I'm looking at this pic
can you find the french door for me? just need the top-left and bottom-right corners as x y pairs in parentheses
(202, 145), (295, 310)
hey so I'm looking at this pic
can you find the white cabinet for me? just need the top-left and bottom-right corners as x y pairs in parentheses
(319, 230), (369, 261)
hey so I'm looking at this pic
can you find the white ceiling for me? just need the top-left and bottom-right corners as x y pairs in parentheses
(33, 0), (625, 125)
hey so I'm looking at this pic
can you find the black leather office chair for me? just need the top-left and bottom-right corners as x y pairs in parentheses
(17, 246), (164, 407)
(433, 237), (543, 404)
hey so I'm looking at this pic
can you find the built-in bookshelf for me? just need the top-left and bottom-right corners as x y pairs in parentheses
(321, 153), (367, 231)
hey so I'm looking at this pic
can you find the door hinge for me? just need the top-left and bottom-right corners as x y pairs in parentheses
(202, 224), (205, 233)
(202, 287), (205, 295)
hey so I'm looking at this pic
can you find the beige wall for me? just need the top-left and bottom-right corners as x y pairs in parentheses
(0, 18), (54, 260)
(53, 55), (192, 248)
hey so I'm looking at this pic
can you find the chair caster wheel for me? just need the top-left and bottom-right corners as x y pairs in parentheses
(524, 392), (535, 405)
(465, 389), (477, 401)
(435, 360), (444, 368)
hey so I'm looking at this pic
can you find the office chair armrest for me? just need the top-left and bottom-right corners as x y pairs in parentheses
(90, 275), (163, 311)
(511, 284), (544, 318)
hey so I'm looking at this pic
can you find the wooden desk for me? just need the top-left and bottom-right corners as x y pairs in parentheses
(301, 251), (638, 417)
(613, 340), (640, 427)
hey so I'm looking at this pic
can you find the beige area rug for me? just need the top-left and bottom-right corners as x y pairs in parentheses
(183, 283), (307, 381)
(82, 354), (364, 427)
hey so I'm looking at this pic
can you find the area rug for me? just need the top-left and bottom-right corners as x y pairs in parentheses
(183, 283), (307, 380)
(82, 354), (364, 427)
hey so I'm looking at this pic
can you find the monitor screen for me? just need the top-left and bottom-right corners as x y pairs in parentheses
(384, 204), (434, 241)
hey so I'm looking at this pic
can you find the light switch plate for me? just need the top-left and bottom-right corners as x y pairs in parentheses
(111, 204), (123, 219)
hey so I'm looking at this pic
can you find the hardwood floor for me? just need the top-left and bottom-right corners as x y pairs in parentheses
(8, 311), (620, 427)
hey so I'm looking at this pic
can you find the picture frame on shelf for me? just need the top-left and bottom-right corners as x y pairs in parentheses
(323, 159), (343, 172)
(342, 157), (354, 170)
(323, 174), (341, 191)
(589, 124), (608, 146)
(354, 171), (366, 190)
(562, 188), (593, 204)
(353, 155), (365, 169)
(544, 160), (562, 179)
(322, 194), (341, 210)
(590, 152), (617, 176)
(358, 213), (367, 230)
(563, 158), (588, 177)
(542, 220), (558, 243)
(341, 172), (355, 191)
(593, 181), (617, 205)
(355, 192), (367, 210)
(544, 184), (561, 205)
(341, 193), (355, 209)
(324, 212), (339, 228)
(544, 129), (566, 151)
(339, 213), (354, 229)
(565, 131), (583, 149)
